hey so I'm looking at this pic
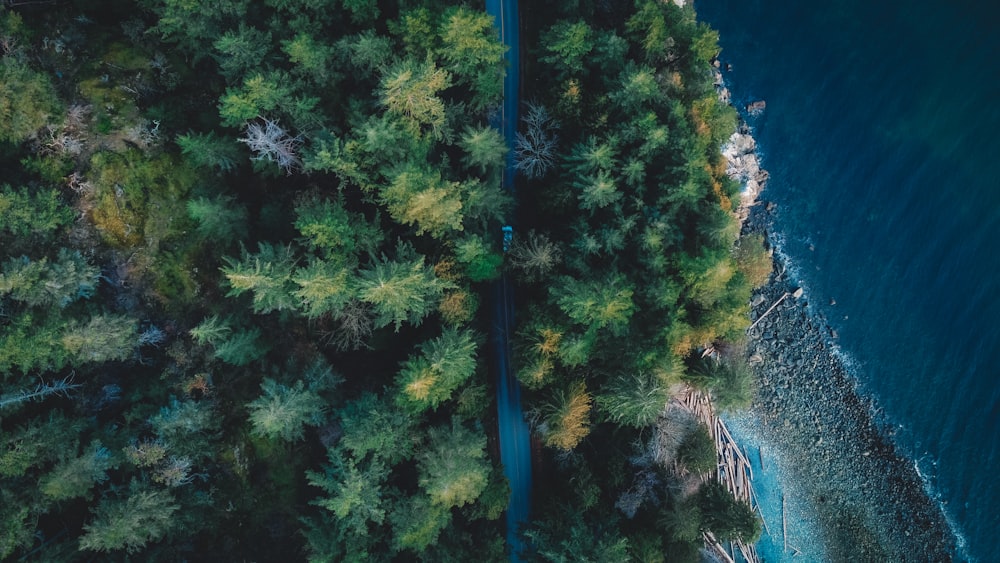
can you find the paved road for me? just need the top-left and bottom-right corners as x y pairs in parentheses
(484, 0), (530, 560)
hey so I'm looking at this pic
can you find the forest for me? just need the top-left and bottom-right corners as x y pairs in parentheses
(0, 0), (768, 560)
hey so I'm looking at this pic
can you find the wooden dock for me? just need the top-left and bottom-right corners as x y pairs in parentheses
(679, 387), (762, 563)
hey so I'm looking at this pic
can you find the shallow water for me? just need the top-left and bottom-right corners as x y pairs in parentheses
(696, 0), (1000, 560)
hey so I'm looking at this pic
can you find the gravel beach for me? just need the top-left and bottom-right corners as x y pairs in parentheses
(741, 203), (956, 561)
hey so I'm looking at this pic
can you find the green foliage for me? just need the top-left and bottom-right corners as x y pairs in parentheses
(460, 125), (508, 175)
(146, 0), (251, 58)
(308, 449), (388, 538)
(212, 328), (269, 365)
(596, 371), (671, 428)
(540, 21), (594, 81)
(390, 493), (452, 553)
(0, 311), (69, 373)
(150, 398), (218, 447)
(381, 166), (465, 238)
(438, 7), (506, 111)
(187, 195), (249, 242)
(677, 424), (718, 474)
(0, 185), (74, 241)
(248, 378), (326, 442)
(0, 489), (34, 560)
(40, 441), (114, 501)
(338, 392), (418, 465)
(176, 131), (242, 173)
(88, 151), (197, 248)
(551, 275), (635, 337)
(0, 249), (100, 308)
(658, 499), (703, 544)
(396, 327), (478, 413)
(357, 244), (448, 331)
(222, 242), (298, 314)
(454, 234), (502, 282)
(337, 30), (393, 76)
(282, 32), (336, 80)
(523, 513), (630, 563)
(537, 381), (593, 451)
(292, 257), (355, 318)
(294, 195), (382, 257)
(213, 24), (273, 82)
(418, 418), (490, 509)
(687, 359), (755, 412)
(61, 314), (137, 364)
(0, 59), (62, 144)
(697, 480), (762, 543)
(189, 314), (232, 345)
(218, 72), (298, 127)
(734, 233), (773, 288)
(380, 60), (451, 137)
(79, 482), (179, 554)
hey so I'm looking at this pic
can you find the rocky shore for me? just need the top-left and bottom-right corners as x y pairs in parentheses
(740, 202), (956, 561)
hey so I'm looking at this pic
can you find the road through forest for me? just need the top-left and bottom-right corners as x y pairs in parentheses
(484, 0), (530, 560)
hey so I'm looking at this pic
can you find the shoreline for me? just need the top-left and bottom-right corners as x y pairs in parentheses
(714, 66), (956, 559)
(738, 201), (956, 560)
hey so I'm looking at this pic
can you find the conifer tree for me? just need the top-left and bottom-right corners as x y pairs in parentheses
(186, 195), (248, 243)
(338, 392), (418, 465)
(39, 441), (113, 502)
(0, 59), (62, 144)
(247, 379), (326, 442)
(222, 242), (298, 314)
(356, 244), (448, 331)
(61, 314), (137, 364)
(176, 132), (242, 173)
(417, 418), (490, 509)
(395, 327), (478, 413)
(380, 60), (451, 136)
(79, 481), (179, 554)
(536, 381), (593, 451)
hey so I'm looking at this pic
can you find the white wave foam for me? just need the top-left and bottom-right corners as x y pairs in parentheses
(761, 228), (968, 559)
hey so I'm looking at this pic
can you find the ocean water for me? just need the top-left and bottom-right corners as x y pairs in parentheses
(696, 0), (1000, 560)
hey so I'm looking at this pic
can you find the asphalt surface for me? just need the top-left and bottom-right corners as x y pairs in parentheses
(484, 0), (531, 560)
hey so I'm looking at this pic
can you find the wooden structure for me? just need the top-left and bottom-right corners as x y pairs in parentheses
(678, 387), (763, 563)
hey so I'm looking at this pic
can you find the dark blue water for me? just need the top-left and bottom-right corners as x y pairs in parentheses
(696, 1), (1000, 560)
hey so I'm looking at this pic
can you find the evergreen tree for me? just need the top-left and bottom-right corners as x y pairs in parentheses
(222, 242), (298, 314)
(417, 418), (490, 509)
(186, 195), (249, 242)
(380, 60), (451, 137)
(0, 185), (74, 240)
(596, 371), (671, 428)
(395, 327), (479, 413)
(212, 328), (269, 365)
(550, 275), (635, 337)
(247, 379), (325, 442)
(356, 244), (449, 331)
(40, 441), (114, 501)
(0, 59), (62, 144)
(338, 392), (418, 465)
(437, 7), (506, 111)
(79, 482), (179, 554)
(292, 257), (355, 318)
(176, 132), (242, 173)
(380, 166), (465, 238)
(61, 314), (137, 364)
(459, 125), (508, 175)
(390, 493), (452, 553)
(536, 381), (593, 451)
(539, 20), (594, 81)
(213, 24), (273, 83)
(189, 314), (232, 346)
(307, 448), (388, 538)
